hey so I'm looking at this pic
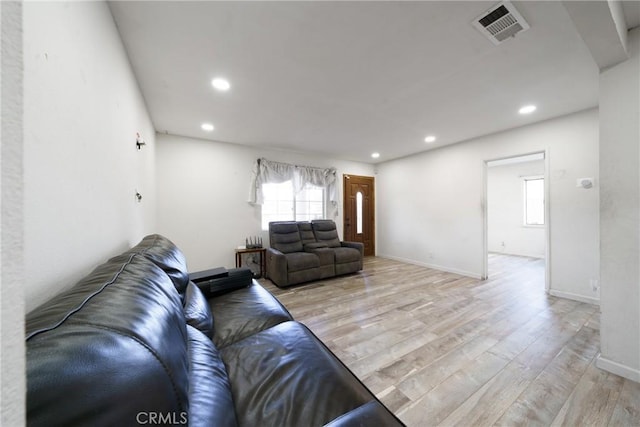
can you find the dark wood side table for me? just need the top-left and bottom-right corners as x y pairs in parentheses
(235, 247), (266, 278)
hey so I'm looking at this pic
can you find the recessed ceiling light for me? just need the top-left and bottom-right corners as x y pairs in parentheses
(371, 152), (380, 159)
(211, 78), (230, 91)
(424, 135), (436, 143)
(519, 105), (537, 114)
(201, 123), (214, 131)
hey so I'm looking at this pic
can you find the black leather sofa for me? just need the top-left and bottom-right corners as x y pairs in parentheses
(267, 220), (363, 287)
(26, 234), (403, 426)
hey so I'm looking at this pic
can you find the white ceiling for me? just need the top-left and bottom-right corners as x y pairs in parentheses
(109, 1), (634, 164)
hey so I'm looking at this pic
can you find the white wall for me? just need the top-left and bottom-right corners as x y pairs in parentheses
(377, 108), (600, 303)
(1, 2), (25, 425)
(597, 27), (640, 382)
(23, 1), (156, 311)
(488, 160), (545, 258)
(156, 134), (374, 272)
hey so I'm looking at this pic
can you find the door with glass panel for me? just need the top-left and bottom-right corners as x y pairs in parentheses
(343, 175), (375, 256)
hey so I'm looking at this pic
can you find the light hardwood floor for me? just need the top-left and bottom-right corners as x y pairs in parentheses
(260, 254), (640, 426)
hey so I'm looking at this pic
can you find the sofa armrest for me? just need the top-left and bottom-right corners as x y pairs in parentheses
(324, 401), (404, 427)
(189, 267), (228, 282)
(266, 247), (289, 287)
(189, 267), (252, 297)
(341, 241), (364, 269)
(341, 241), (363, 255)
(304, 242), (329, 251)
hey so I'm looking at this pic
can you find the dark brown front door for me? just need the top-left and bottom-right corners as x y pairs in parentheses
(343, 174), (375, 256)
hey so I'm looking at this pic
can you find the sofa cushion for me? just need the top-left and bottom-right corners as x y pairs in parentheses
(26, 254), (189, 427)
(333, 247), (361, 264)
(311, 220), (341, 248)
(114, 234), (190, 297)
(220, 321), (375, 427)
(285, 251), (320, 272)
(208, 281), (293, 347)
(269, 222), (303, 254)
(184, 281), (214, 339)
(186, 325), (238, 427)
(297, 221), (317, 245)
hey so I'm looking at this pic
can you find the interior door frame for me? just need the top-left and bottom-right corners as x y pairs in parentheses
(482, 149), (550, 292)
(343, 174), (375, 256)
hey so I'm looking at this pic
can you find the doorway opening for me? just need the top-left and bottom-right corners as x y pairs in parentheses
(483, 152), (549, 291)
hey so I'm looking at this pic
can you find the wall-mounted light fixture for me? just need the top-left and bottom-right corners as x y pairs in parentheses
(136, 132), (146, 150)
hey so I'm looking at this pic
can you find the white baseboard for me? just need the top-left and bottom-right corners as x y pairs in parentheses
(548, 289), (599, 306)
(596, 354), (640, 382)
(377, 254), (482, 279)
(489, 250), (544, 259)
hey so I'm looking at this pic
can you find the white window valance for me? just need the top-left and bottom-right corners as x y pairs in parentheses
(249, 158), (337, 207)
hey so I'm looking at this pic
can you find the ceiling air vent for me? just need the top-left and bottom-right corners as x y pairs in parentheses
(472, 1), (530, 45)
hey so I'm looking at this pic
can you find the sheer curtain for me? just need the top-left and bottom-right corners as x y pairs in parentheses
(249, 158), (338, 213)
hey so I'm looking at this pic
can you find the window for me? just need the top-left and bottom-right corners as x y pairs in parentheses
(261, 181), (325, 230)
(356, 191), (363, 234)
(524, 177), (544, 226)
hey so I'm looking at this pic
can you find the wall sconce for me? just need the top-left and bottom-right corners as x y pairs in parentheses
(135, 191), (143, 202)
(136, 132), (146, 150)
